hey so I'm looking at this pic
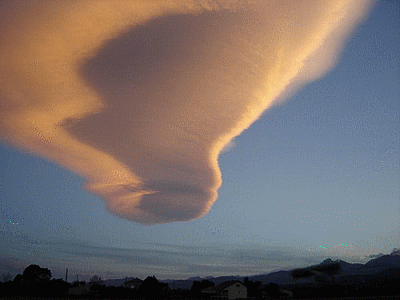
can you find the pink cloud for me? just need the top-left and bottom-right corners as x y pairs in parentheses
(0, 1), (373, 224)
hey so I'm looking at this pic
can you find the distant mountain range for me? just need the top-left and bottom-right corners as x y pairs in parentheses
(103, 253), (400, 289)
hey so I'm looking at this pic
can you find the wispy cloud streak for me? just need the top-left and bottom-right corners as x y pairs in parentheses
(0, 228), (325, 280)
(0, 1), (373, 224)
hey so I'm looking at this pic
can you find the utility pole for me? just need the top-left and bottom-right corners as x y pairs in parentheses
(65, 268), (68, 282)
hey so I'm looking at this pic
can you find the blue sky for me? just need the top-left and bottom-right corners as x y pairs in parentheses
(0, 1), (399, 280)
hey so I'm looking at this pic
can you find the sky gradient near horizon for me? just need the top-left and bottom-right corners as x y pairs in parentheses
(0, 0), (399, 281)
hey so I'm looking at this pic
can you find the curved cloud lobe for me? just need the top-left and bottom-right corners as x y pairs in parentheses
(0, 1), (372, 224)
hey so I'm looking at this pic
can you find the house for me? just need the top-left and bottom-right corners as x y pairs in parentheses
(124, 278), (143, 289)
(202, 280), (247, 300)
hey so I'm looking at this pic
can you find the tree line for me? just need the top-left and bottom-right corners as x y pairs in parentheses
(1, 262), (399, 298)
(0, 264), (279, 299)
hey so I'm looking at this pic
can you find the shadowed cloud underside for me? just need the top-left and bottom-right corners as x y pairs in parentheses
(0, 1), (372, 224)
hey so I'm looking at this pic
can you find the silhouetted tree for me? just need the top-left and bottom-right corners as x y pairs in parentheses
(263, 283), (280, 299)
(21, 264), (52, 284)
(89, 275), (102, 284)
(191, 279), (214, 298)
(12, 264), (52, 296)
(0, 273), (16, 296)
(138, 275), (169, 299)
(89, 275), (106, 295)
(244, 277), (262, 298)
(13, 274), (22, 283)
(72, 279), (86, 287)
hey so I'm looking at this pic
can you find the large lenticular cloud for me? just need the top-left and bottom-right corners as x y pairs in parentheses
(0, 1), (373, 224)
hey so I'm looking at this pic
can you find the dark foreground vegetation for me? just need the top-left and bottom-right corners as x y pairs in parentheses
(0, 262), (399, 299)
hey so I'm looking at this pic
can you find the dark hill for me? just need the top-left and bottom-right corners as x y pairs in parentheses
(104, 254), (400, 288)
(364, 254), (400, 272)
